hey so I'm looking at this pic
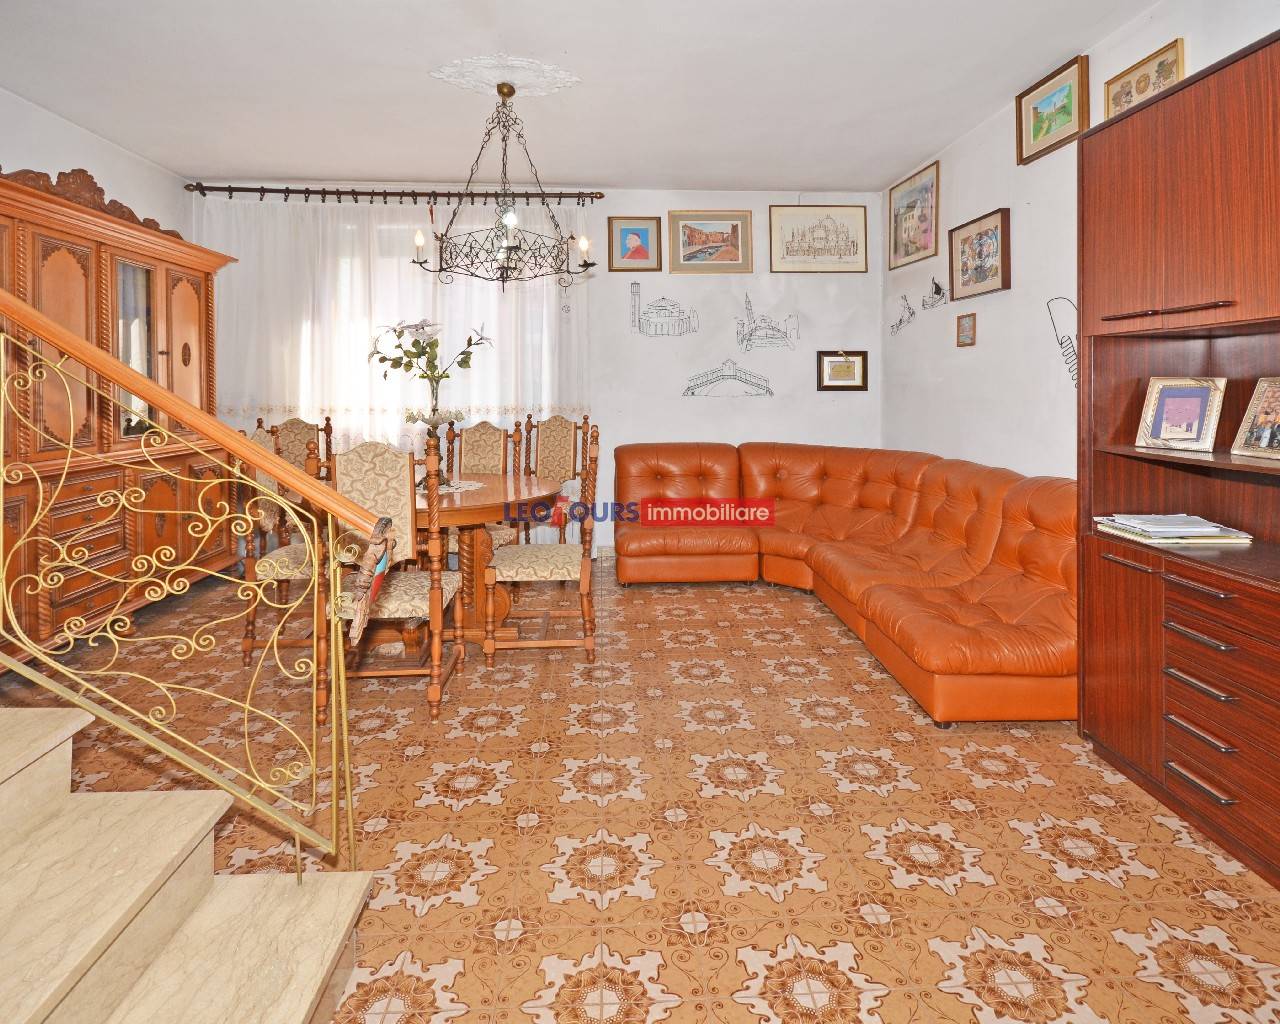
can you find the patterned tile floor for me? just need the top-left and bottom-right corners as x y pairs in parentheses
(7, 566), (1280, 1022)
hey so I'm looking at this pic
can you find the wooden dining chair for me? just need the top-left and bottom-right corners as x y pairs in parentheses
(522, 413), (591, 542)
(331, 435), (465, 720)
(482, 426), (599, 665)
(443, 419), (517, 550)
(240, 426), (324, 667)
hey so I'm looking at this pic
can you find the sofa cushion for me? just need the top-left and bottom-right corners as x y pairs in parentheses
(806, 459), (1023, 604)
(739, 443), (937, 545)
(615, 524), (758, 558)
(755, 526), (819, 561)
(858, 477), (1077, 676)
(615, 442), (741, 505)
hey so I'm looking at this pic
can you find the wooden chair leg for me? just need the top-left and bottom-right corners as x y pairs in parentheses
(483, 567), (498, 667)
(580, 577), (596, 663)
(278, 579), (291, 605)
(242, 535), (260, 668)
(427, 618), (444, 722)
(452, 592), (466, 663)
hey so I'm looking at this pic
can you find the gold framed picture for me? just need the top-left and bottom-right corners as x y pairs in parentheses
(769, 205), (867, 273)
(816, 350), (868, 391)
(1106, 39), (1185, 118)
(608, 216), (662, 272)
(956, 312), (977, 347)
(1230, 377), (1280, 461)
(949, 209), (1011, 301)
(1136, 376), (1225, 452)
(1017, 56), (1089, 164)
(887, 161), (939, 270)
(667, 210), (753, 274)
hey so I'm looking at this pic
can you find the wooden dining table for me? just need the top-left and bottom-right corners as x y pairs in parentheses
(417, 472), (566, 642)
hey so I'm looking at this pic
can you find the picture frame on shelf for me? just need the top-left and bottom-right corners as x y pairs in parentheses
(887, 161), (939, 270)
(816, 350), (868, 391)
(769, 204), (867, 273)
(668, 210), (753, 274)
(949, 208), (1011, 301)
(1230, 377), (1280, 461)
(608, 216), (662, 272)
(1105, 39), (1185, 118)
(1017, 56), (1090, 164)
(956, 312), (977, 347)
(1136, 376), (1226, 452)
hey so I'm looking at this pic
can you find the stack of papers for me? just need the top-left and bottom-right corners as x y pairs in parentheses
(1095, 514), (1252, 546)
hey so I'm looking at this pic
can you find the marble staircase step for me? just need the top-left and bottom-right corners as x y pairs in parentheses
(0, 709), (93, 833)
(105, 872), (373, 1024)
(0, 789), (232, 1024)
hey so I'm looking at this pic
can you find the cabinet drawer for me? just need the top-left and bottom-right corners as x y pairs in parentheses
(53, 553), (130, 604)
(1164, 562), (1280, 644)
(1163, 734), (1280, 859)
(50, 495), (120, 536)
(53, 581), (121, 628)
(60, 522), (127, 561)
(56, 468), (125, 504)
(1163, 668), (1280, 753)
(1163, 609), (1280, 703)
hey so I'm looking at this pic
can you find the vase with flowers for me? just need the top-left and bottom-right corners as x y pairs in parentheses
(369, 319), (491, 433)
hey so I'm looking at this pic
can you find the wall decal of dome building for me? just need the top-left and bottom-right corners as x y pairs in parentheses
(736, 293), (798, 351)
(630, 282), (699, 336)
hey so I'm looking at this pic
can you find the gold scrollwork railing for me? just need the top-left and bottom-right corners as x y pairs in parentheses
(0, 292), (386, 867)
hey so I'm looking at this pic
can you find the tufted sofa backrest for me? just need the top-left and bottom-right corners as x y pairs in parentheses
(889, 459), (1023, 570)
(988, 477), (1078, 591)
(739, 443), (938, 545)
(614, 442), (741, 506)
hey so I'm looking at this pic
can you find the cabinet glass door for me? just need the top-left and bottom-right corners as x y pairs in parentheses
(115, 260), (154, 438)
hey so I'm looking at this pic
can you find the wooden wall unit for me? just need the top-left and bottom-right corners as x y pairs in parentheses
(1078, 30), (1280, 887)
(0, 171), (235, 648)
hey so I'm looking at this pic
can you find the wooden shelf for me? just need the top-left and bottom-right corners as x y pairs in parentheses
(1097, 444), (1280, 478)
(1088, 529), (1280, 591)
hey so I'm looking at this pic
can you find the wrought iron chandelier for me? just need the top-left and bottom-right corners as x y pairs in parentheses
(411, 82), (598, 288)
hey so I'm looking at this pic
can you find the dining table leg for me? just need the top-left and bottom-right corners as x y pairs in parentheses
(457, 524), (515, 641)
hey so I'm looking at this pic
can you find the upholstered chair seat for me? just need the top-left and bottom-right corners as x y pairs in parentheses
(336, 569), (462, 620)
(447, 523), (517, 553)
(255, 540), (313, 581)
(489, 543), (582, 583)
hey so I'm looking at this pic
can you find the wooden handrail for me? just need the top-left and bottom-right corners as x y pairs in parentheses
(0, 286), (378, 535)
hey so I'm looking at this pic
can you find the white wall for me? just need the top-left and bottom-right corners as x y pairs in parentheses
(0, 85), (192, 237)
(585, 189), (883, 543)
(880, 0), (1279, 479)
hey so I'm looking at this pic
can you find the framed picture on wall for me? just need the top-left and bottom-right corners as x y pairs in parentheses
(956, 312), (977, 347)
(1230, 377), (1280, 461)
(949, 208), (1011, 301)
(668, 210), (753, 274)
(1105, 39), (1185, 117)
(608, 216), (662, 272)
(887, 161), (939, 270)
(769, 205), (867, 273)
(1136, 376), (1226, 452)
(816, 350), (868, 391)
(1016, 56), (1090, 164)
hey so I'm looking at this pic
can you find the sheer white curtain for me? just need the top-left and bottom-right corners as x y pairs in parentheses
(194, 194), (589, 449)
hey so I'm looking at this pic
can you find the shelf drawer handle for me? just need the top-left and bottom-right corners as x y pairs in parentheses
(1165, 760), (1237, 805)
(1163, 667), (1239, 703)
(1100, 308), (1162, 322)
(1165, 574), (1236, 600)
(1163, 713), (1237, 753)
(1164, 621), (1237, 652)
(1160, 299), (1235, 316)
(1101, 553), (1161, 574)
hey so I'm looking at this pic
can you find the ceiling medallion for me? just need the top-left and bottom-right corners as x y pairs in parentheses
(411, 82), (597, 289)
(430, 54), (581, 98)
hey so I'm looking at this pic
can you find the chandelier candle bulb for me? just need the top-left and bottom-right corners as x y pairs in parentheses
(414, 229), (426, 258)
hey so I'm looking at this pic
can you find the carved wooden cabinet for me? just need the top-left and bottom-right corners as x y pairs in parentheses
(0, 170), (235, 645)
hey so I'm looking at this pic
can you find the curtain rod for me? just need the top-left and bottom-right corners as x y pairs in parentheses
(184, 182), (605, 206)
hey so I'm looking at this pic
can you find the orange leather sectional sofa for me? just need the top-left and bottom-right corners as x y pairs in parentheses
(614, 442), (1077, 726)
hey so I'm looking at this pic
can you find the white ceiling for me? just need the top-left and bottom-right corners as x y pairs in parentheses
(0, 0), (1140, 192)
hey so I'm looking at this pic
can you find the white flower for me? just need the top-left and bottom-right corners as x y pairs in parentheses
(530, 741), (550, 753)
(774, 734), (795, 746)
(810, 802), (834, 816)
(363, 816), (389, 833)
(654, 737), (673, 750)
(403, 744), (425, 759)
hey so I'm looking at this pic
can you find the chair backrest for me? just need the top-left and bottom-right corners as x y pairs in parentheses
(269, 416), (334, 470)
(332, 441), (416, 567)
(528, 413), (588, 484)
(244, 425), (283, 533)
(448, 419), (508, 475)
